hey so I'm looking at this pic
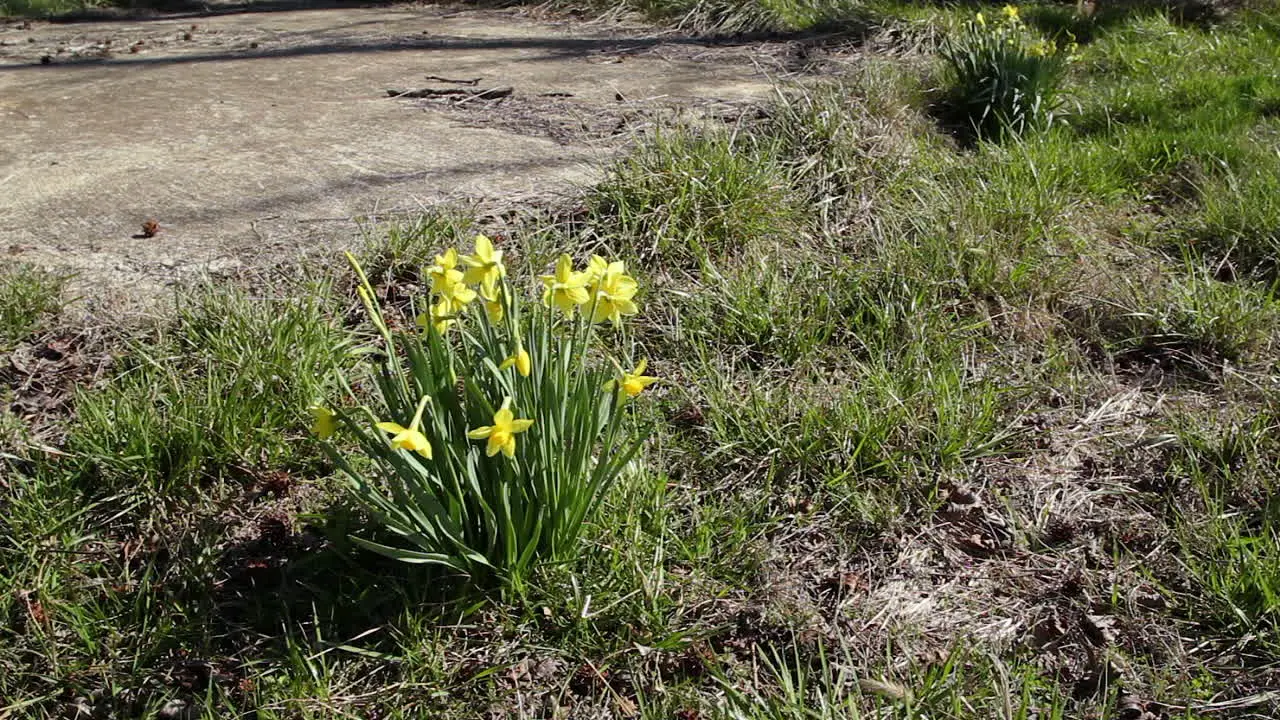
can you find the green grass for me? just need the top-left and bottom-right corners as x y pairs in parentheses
(64, 285), (349, 494)
(590, 128), (801, 262)
(0, 264), (67, 350)
(0, 0), (105, 16)
(5, 2), (1280, 717)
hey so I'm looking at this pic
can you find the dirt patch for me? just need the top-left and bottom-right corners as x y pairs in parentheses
(0, 3), (805, 307)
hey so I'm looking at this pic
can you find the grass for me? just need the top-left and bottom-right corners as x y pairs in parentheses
(0, 0), (106, 16)
(590, 129), (801, 262)
(64, 285), (349, 493)
(5, 1), (1280, 717)
(0, 264), (67, 350)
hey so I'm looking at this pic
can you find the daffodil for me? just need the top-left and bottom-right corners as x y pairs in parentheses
(1001, 4), (1020, 22)
(437, 273), (477, 313)
(499, 347), (532, 377)
(427, 249), (461, 294)
(975, 11), (986, 27)
(377, 395), (433, 459)
(587, 259), (639, 326)
(605, 359), (658, 398)
(460, 235), (505, 299)
(417, 297), (458, 335)
(467, 397), (534, 458)
(540, 254), (590, 315)
(309, 406), (336, 439)
(482, 287), (504, 324)
(426, 248), (476, 313)
(581, 255), (609, 289)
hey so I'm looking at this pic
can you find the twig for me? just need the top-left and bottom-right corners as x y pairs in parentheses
(386, 86), (513, 100)
(424, 74), (480, 85)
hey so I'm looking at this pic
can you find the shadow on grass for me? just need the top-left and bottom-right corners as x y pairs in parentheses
(1022, 0), (1228, 43)
(121, 496), (474, 713)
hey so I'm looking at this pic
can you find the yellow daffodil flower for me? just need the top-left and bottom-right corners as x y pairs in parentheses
(436, 272), (477, 313)
(309, 406), (336, 439)
(499, 347), (532, 377)
(426, 248), (476, 313)
(581, 255), (609, 290)
(417, 297), (460, 335)
(1001, 4), (1020, 22)
(588, 259), (639, 326)
(604, 359), (658, 398)
(975, 11), (986, 27)
(427, 249), (461, 295)
(377, 395), (433, 459)
(482, 287), (504, 324)
(467, 397), (534, 458)
(540, 254), (590, 315)
(460, 235), (505, 299)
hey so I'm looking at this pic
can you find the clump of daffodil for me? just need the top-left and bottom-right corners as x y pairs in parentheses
(941, 6), (1071, 141)
(376, 395), (433, 459)
(466, 397), (534, 458)
(327, 246), (650, 592)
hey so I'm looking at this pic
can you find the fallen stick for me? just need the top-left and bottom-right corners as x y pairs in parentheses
(386, 86), (513, 100)
(424, 75), (481, 85)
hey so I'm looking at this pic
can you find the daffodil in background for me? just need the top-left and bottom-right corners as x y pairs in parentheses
(467, 397), (534, 458)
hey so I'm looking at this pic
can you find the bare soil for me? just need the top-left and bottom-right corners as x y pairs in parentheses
(0, 3), (811, 305)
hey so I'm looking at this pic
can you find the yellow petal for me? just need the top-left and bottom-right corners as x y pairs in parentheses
(634, 358), (647, 375)
(509, 418), (534, 433)
(467, 425), (494, 440)
(377, 422), (408, 434)
(494, 406), (514, 427)
(515, 349), (531, 377)
(309, 407), (336, 439)
(486, 431), (507, 457)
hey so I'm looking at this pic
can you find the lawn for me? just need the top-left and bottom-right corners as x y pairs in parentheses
(3, 1), (1280, 718)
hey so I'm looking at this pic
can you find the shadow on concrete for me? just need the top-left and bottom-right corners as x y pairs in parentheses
(2, 20), (873, 74)
(20, 0), (470, 23)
